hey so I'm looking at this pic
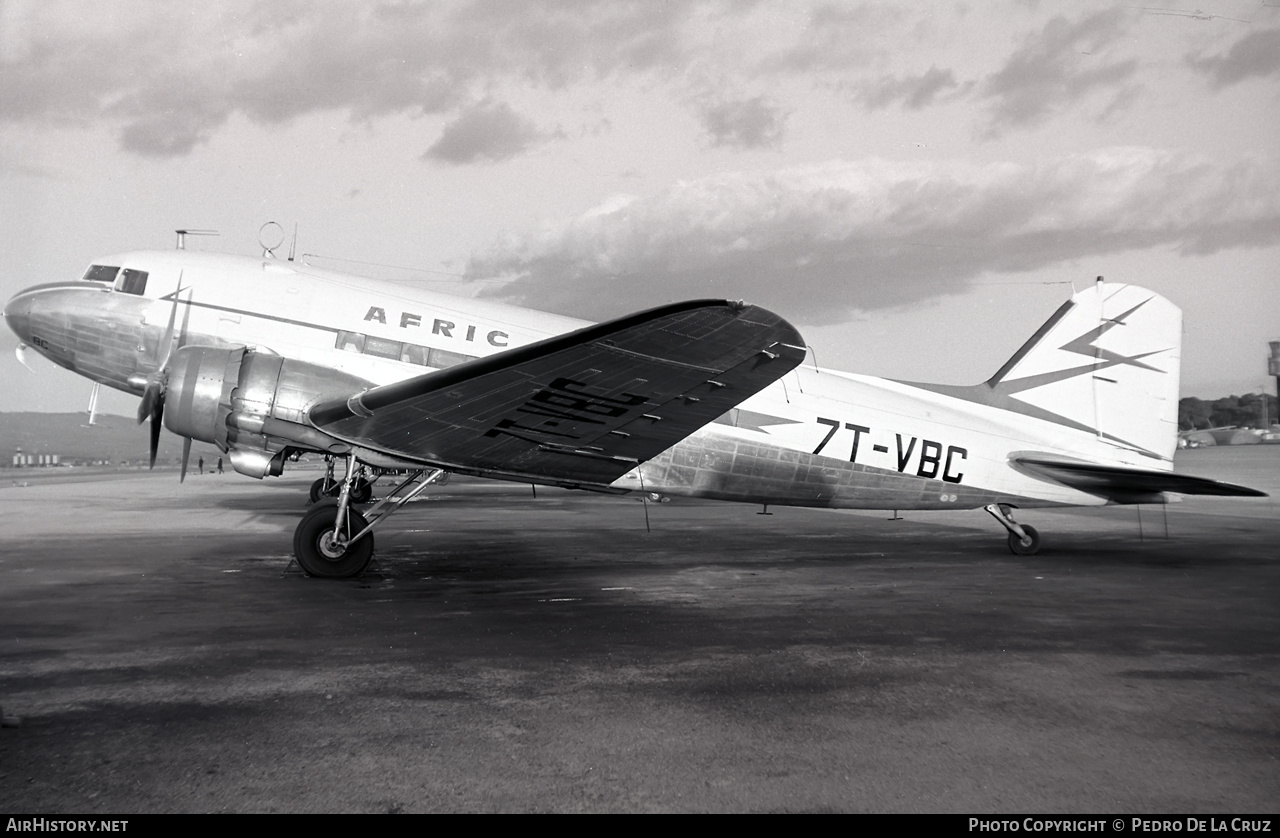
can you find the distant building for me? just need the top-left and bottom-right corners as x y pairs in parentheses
(11, 447), (60, 467)
(1271, 340), (1280, 412)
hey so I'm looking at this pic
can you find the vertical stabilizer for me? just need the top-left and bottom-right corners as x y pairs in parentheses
(987, 282), (1182, 464)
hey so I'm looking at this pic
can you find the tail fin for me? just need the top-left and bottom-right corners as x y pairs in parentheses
(986, 280), (1182, 464)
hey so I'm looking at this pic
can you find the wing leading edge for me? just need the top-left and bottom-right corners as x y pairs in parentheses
(310, 300), (807, 487)
(1014, 456), (1267, 503)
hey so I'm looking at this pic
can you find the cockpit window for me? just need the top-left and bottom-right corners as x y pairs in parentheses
(116, 269), (148, 296)
(82, 264), (119, 283)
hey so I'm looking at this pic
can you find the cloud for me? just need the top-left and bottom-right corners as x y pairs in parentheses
(0, 2), (946, 159)
(447, 0), (695, 86)
(855, 65), (968, 110)
(1189, 29), (1280, 88)
(980, 9), (1137, 134)
(2, 2), (1265, 163)
(0, 1), (702, 158)
(756, 3), (904, 75)
(698, 96), (788, 149)
(114, 92), (232, 157)
(423, 101), (550, 164)
(0, 6), (151, 121)
(465, 149), (1280, 322)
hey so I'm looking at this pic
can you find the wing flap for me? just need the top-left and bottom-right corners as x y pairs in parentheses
(310, 300), (806, 486)
(1014, 456), (1267, 502)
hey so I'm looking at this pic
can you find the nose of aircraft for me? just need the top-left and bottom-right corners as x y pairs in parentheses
(3, 290), (34, 343)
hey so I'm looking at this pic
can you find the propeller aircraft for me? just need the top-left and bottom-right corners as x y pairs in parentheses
(4, 243), (1264, 577)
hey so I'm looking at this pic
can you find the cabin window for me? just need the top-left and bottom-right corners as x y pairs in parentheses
(336, 331), (365, 353)
(429, 348), (474, 369)
(82, 264), (119, 283)
(116, 269), (148, 295)
(363, 335), (402, 360)
(401, 344), (430, 366)
(334, 332), (477, 368)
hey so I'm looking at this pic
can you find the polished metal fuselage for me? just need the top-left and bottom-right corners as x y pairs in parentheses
(4, 250), (1126, 510)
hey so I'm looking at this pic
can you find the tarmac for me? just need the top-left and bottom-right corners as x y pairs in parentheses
(0, 447), (1277, 813)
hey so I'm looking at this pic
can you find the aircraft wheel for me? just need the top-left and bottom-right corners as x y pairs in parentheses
(352, 478), (373, 504)
(308, 478), (340, 504)
(1007, 525), (1040, 556)
(293, 506), (374, 578)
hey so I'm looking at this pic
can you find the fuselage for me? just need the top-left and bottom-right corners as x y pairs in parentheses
(5, 250), (1153, 510)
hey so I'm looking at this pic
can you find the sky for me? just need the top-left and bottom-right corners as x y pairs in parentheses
(2, 0), (1278, 419)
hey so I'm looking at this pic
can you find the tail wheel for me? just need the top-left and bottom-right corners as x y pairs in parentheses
(293, 505), (374, 578)
(1007, 524), (1040, 556)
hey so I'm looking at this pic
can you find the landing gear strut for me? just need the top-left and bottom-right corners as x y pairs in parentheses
(309, 457), (373, 504)
(984, 503), (1041, 556)
(291, 457), (446, 578)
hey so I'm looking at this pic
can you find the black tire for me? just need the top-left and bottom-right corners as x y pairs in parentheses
(1007, 524), (1040, 556)
(293, 505), (374, 578)
(308, 477), (340, 504)
(351, 478), (373, 504)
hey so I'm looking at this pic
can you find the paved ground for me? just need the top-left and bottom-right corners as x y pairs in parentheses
(0, 448), (1277, 813)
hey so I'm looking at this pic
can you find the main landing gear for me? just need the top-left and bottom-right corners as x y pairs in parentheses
(292, 455), (447, 578)
(984, 503), (1041, 556)
(309, 457), (374, 504)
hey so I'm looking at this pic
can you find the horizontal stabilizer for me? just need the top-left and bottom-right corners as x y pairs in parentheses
(1014, 456), (1267, 503)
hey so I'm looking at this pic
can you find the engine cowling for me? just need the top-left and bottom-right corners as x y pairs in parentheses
(164, 345), (373, 477)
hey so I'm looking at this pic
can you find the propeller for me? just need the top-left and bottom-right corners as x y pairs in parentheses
(135, 274), (186, 469)
(15, 343), (33, 372)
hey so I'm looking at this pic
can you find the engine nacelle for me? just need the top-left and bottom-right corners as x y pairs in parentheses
(164, 345), (372, 478)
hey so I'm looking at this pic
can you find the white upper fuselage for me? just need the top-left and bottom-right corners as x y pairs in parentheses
(98, 250), (585, 384)
(6, 249), (1176, 510)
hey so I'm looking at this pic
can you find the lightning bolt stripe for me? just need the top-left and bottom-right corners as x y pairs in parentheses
(1055, 297), (1166, 374)
(903, 288), (1175, 461)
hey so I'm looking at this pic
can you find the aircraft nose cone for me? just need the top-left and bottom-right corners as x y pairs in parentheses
(3, 291), (33, 343)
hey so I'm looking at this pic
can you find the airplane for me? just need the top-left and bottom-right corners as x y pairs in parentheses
(3, 243), (1265, 577)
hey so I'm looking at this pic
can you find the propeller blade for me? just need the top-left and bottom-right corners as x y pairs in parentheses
(134, 274), (186, 458)
(136, 384), (157, 424)
(136, 388), (151, 427)
(179, 437), (192, 483)
(156, 271), (185, 371)
(15, 343), (33, 372)
(148, 402), (163, 469)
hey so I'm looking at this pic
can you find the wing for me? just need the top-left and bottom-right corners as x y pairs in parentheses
(310, 300), (806, 487)
(1014, 456), (1267, 503)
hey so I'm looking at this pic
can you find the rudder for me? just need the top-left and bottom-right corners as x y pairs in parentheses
(987, 281), (1182, 465)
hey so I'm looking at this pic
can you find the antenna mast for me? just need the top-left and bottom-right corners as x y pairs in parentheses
(175, 229), (219, 250)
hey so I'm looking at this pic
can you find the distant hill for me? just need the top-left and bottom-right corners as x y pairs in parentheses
(0, 412), (225, 468)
